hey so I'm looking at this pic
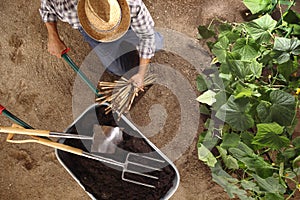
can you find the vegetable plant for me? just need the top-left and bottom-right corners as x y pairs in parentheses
(196, 0), (300, 199)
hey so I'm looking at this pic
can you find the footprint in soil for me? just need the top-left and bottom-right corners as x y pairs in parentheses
(8, 33), (24, 64)
(8, 148), (36, 170)
(6, 79), (38, 113)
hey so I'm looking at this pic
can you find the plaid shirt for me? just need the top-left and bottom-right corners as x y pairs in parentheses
(39, 0), (155, 59)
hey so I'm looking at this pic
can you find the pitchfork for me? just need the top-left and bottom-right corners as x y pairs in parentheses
(0, 125), (165, 188)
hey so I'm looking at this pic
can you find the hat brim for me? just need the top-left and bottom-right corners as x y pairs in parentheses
(78, 0), (131, 42)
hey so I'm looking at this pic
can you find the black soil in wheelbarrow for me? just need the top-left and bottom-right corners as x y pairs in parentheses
(57, 105), (176, 200)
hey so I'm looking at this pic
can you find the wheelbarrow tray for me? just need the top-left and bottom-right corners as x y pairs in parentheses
(55, 103), (180, 200)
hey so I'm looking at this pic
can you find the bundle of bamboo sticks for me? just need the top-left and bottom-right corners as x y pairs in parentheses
(96, 74), (156, 118)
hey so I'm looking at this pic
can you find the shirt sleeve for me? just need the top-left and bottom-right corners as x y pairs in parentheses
(130, 1), (155, 59)
(39, 0), (58, 23)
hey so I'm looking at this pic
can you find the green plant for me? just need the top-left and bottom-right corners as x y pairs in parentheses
(196, 0), (300, 199)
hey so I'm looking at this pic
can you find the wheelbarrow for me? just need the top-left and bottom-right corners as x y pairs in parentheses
(0, 49), (180, 199)
(60, 50), (180, 199)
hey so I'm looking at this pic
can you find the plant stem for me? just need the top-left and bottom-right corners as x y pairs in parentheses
(286, 189), (297, 200)
(275, 0), (296, 27)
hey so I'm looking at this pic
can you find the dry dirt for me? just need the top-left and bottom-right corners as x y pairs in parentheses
(0, 0), (298, 200)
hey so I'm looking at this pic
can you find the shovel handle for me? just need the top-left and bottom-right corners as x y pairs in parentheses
(5, 125), (83, 156)
(0, 126), (50, 136)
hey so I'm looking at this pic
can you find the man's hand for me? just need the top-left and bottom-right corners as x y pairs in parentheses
(130, 72), (145, 90)
(45, 22), (66, 58)
(129, 58), (150, 89)
(48, 36), (66, 58)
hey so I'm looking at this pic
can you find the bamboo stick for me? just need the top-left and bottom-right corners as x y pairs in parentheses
(96, 74), (156, 118)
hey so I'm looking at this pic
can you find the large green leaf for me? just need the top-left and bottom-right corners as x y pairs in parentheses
(256, 122), (284, 135)
(196, 90), (217, 106)
(221, 132), (240, 149)
(257, 101), (272, 122)
(234, 83), (261, 99)
(252, 174), (286, 196)
(227, 60), (252, 80)
(232, 38), (260, 60)
(218, 23), (244, 43)
(217, 146), (239, 170)
(252, 123), (289, 150)
(274, 37), (300, 53)
(283, 9), (300, 25)
(273, 37), (300, 64)
(212, 91), (227, 111)
(198, 144), (217, 167)
(257, 90), (296, 126)
(243, 0), (272, 14)
(269, 90), (296, 125)
(196, 75), (209, 92)
(212, 36), (230, 63)
(241, 180), (260, 193)
(212, 173), (249, 199)
(216, 96), (254, 131)
(239, 156), (272, 172)
(245, 14), (277, 44)
(248, 61), (263, 79)
(292, 136), (300, 149)
(211, 163), (249, 199)
(229, 142), (273, 177)
(229, 141), (254, 158)
(277, 59), (299, 79)
(227, 59), (262, 81)
(264, 193), (284, 200)
(234, 84), (254, 99)
(229, 147), (272, 172)
(198, 25), (216, 39)
(291, 24), (300, 35)
(241, 131), (256, 149)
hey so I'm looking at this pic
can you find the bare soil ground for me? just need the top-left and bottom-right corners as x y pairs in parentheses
(0, 0), (298, 200)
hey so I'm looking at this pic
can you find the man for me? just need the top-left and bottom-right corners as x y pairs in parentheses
(39, 0), (162, 88)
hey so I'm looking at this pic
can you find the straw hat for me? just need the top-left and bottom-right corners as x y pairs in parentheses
(78, 0), (131, 42)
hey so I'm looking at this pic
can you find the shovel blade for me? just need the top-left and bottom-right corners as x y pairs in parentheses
(91, 125), (123, 154)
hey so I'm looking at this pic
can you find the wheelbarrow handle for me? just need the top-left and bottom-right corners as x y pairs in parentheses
(61, 48), (100, 97)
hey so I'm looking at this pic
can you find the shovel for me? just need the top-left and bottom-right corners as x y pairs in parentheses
(1, 125), (166, 188)
(0, 126), (93, 140)
(0, 125), (123, 154)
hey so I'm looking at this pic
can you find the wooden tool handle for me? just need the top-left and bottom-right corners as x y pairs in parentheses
(0, 126), (50, 136)
(6, 134), (83, 155)
(3, 124), (83, 156)
(32, 136), (83, 155)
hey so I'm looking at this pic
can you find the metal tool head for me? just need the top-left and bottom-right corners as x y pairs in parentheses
(122, 153), (166, 188)
(91, 125), (123, 154)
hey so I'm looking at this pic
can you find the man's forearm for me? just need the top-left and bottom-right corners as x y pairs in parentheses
(45, 22), (60, 40)
(44, 22), (66, 57)
(138, 58), (150, 76)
